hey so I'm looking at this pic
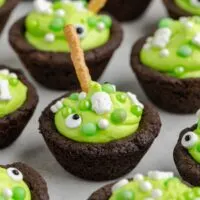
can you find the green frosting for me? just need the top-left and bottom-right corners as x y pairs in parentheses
(175, 0), (200, 15)
(0, 70), (27, 118)
(0, 0), (5, 7)
(0, 167), (31, 200)
(140, 16), (200, 79)
(25, 0), (111, 52)
(52, 81), (144, 143)
(109, 172), (200, 200)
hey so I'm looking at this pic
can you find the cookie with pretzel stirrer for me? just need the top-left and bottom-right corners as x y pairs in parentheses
(64, 24), (91, 93)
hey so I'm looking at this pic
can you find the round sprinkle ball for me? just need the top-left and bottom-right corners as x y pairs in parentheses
(116, 190), (135, 200)
(81, 123), (97, 136)
(177, 45), (192, 58)
(111, 109), (127, 124)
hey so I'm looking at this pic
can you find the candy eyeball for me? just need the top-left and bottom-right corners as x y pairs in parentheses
(74, 24), (86, 39)
(181, 131), (198, 149)
(65, 114), (82, 128)
(190, 0), (200, 7)
(7, 168), (23, 181)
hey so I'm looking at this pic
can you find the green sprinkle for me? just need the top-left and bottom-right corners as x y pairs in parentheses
(79, 100), (91, 111)
(131, 105), (143, 117)
(12, 187), (26, 200)
(116, 93), (127, 103)
(87, 17), (98, 28)
(102, 83), (116, 93)
(116, 190), (135, 200)
(158, 18), (173, 28)
(62, 107), (73, 118)
(9, 78), (18, 86)
(100, 15), (112, 28)
(49, 17), (65, 32)
(173, 66), (185, 77)
(69, 93), (79, 101)
(81, 123), (97, 136)
(177, 45), (192, 58)
(111, 109), (127, 124)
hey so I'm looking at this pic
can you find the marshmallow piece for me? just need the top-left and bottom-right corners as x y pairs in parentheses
(134, 173), (144, 181)
(127, 92), (144, 109)
(34, 0), (52, 14)
(55, 101), (63, 110)
(0, 69), (9, 76)
(112, 179), (129, 192)
(0, 80), (12, 101)
(148, 171), (174, 180)
(140, 181), (152, 192)
(91, 92), (112, 114)
(151, 189), (163, 199)
(160, 49), (169, 57)
(44, 33), (55, 43)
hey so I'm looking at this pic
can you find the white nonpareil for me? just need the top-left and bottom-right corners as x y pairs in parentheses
(0, 80), (12, 101)
(148, 171), (174, 180)
(34, 0), (52, 14)
(127, 92), (144, 109)
(91, 92), (112, 114)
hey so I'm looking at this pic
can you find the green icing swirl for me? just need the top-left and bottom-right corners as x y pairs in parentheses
(110, 173), (200, 200)
(25, 0), (111, 52)
(175, 0), (200, 15)
(53, 81), (143, 143)
(0, 0), (5, 7)
(0, 71), (27, 118)
(140, 16), (200, 79)
(0, 167), (31, 200)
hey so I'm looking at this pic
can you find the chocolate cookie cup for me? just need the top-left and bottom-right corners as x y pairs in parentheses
(88, 171), (200, 199)
(40, 99), (161, 181)
(163, 0), (195, 19)
(102, 0), (152, 22)
(174, 124), (200, 186)
(0, 0), (21, 34)
(131, 37), (200, 113)
(1, 162), (49, 200)
(0, 65), (38, 148)
(9, 16), (123, 91)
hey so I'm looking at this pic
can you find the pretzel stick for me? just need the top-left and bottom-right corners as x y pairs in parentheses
(64, 25), (91, 93)
(88, 0), (107, 13)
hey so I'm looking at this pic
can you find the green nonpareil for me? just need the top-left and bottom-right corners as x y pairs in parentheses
(140, 16), (200, 79)
(52, 81), (144, 143)
(25, 0), (111, 52)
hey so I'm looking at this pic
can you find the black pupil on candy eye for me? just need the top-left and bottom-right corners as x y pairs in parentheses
(76, 27), (83, 34)
(185, 135), (191, 141)
(73, 114), (80, 120)
(12, 169), (19, 175)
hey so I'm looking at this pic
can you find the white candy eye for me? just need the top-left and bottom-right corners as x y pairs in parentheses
(181, 131), (198, 149)
(65, 114), (82, 128)
(7, 168), (23, 181)
(74, 24), (86, 39)
(190, 0), (200, 7)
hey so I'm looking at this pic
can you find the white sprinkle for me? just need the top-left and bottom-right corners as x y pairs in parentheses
(79, 92), (87, 100)
(44, 33), (55, 43)
(98, 119), (109, 130)
(140, 181), (152, 192)
(0, 69), (9, 76)
(112, 179), (129, 192)
(0, 80), (12, 101)
(55, 101), (63, 110)
(151, 189), (163, 199)
(151, 37), (168, 49)
(148, 171), (174, 180)
(127, 92), (144, 109)
(160, 49), (169, 57)
(50, 105), (57, 113)
(134, 173), (144, 182)
(3, 188), (13, 198)
(97, 22), (105, 31)
(9, 73), (17, 79)
(34, 0), (52, 14)
(155, 28), (171, 38)
(55, 9), (65, 17)
(192, 33), (200, 46)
